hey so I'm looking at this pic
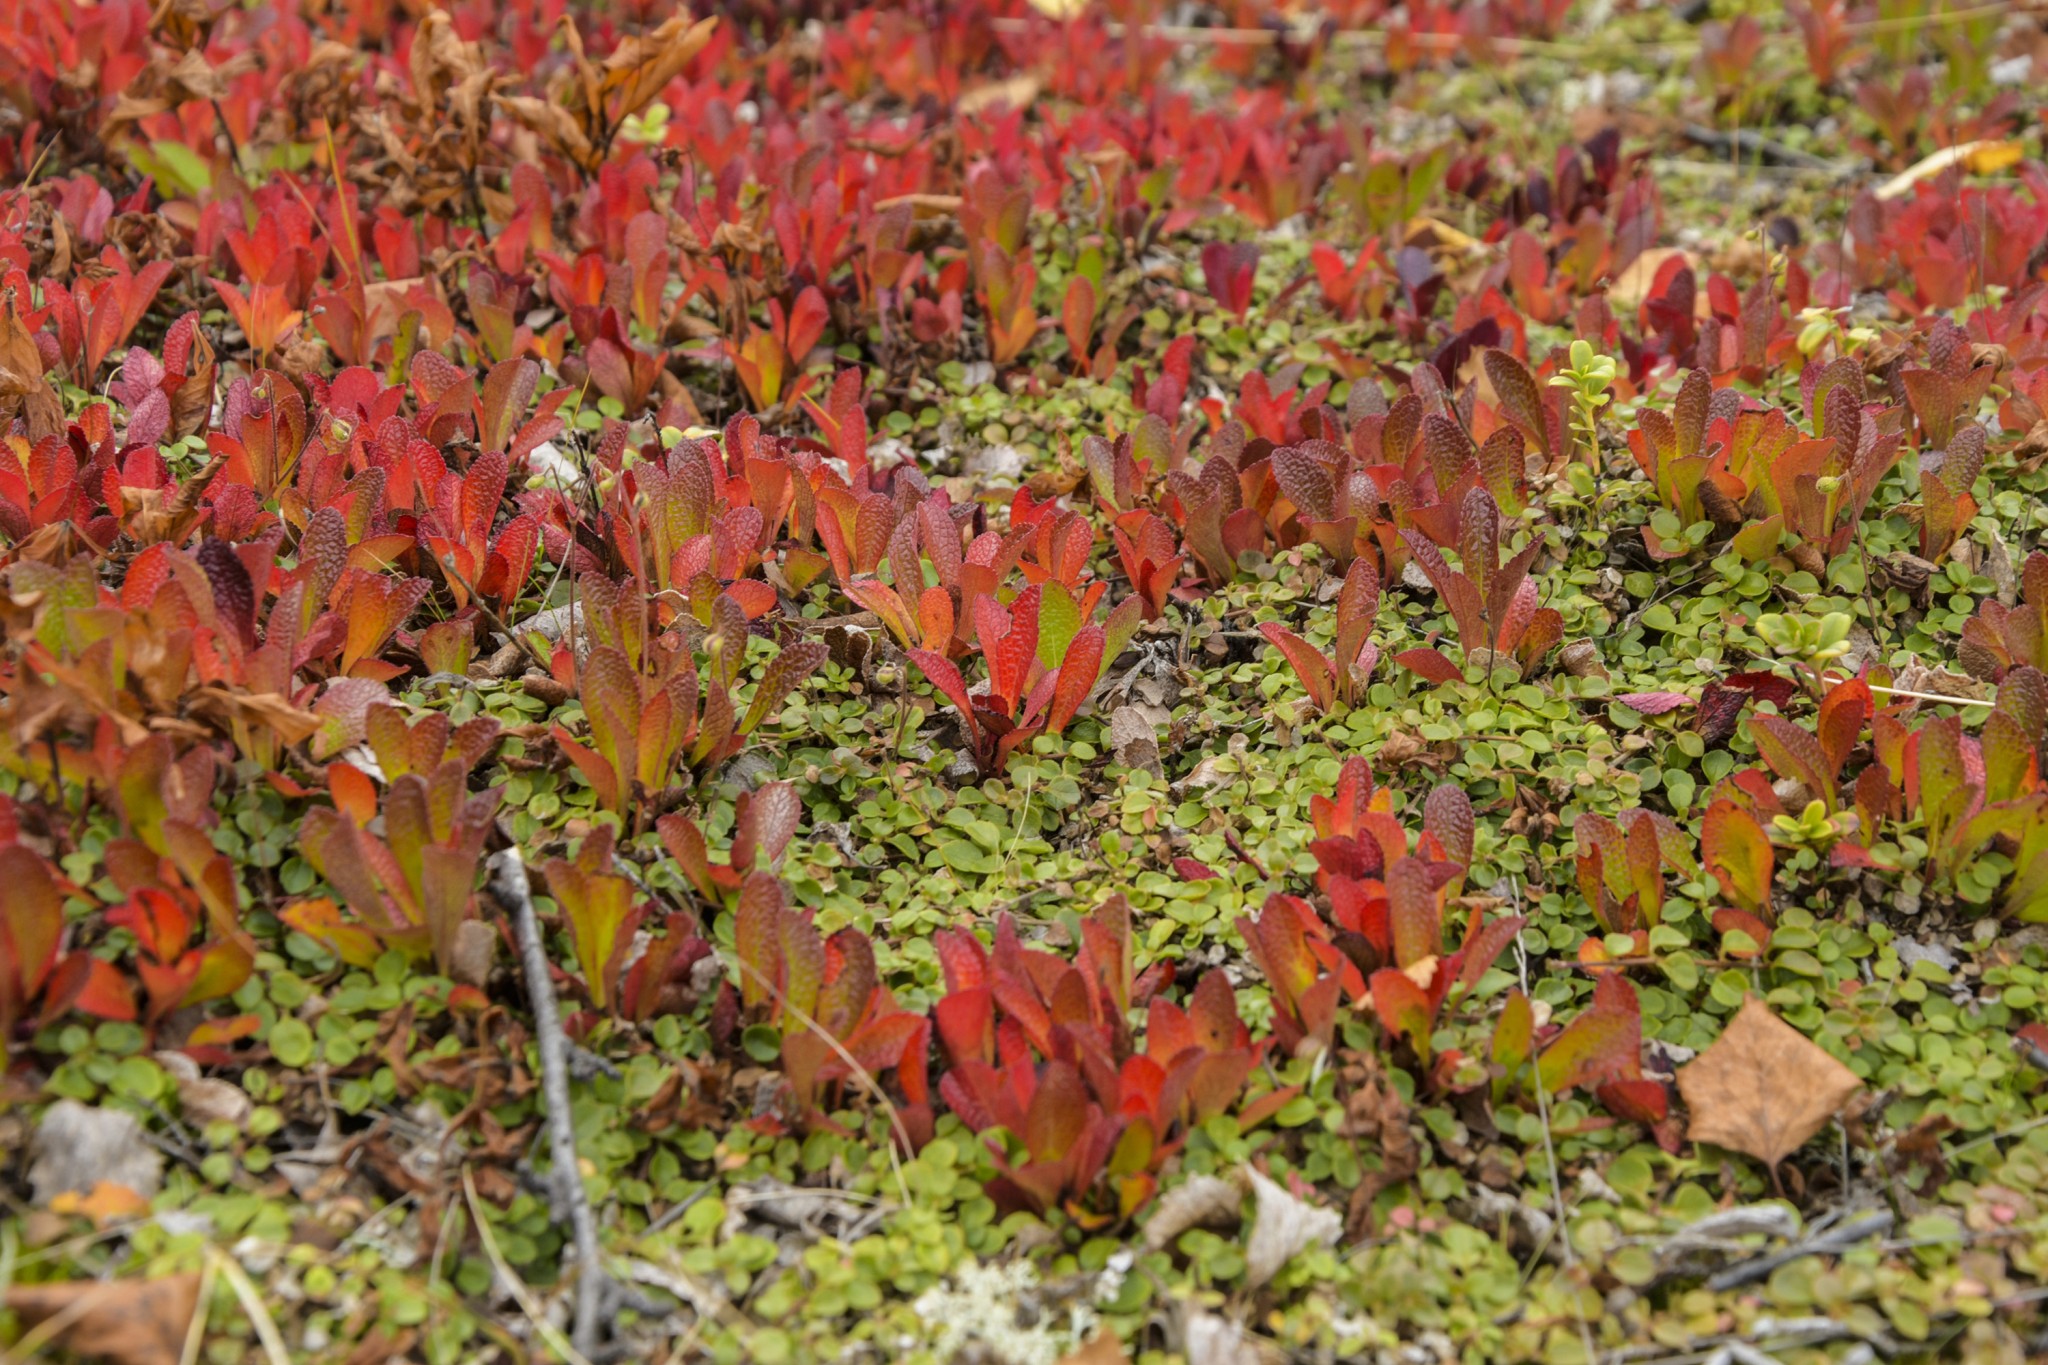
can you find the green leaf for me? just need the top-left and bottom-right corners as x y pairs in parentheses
(269, 1018), (315, 1069)
(742, 1023), (783, 1063)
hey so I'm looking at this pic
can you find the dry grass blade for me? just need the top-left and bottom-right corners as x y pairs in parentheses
(205, 1247), (290, 1365)
(463, 1167), (599, 1365)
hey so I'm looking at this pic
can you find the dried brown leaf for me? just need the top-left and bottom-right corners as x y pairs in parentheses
(958, 72), (1040, 117)
(1676, 996), (1861, 1169)
(0, 287), (61, 442)
(595, 14), (719, 126)
(497, 94), (596, 166)
(4, 1274), (202, 1365)
(189, 687), (323, 744)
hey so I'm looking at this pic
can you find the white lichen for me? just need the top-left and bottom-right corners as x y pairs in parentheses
(910, 1258), (1097, 1365)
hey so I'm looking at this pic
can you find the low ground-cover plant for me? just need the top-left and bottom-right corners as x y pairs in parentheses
(3, 2), (2048, 1361)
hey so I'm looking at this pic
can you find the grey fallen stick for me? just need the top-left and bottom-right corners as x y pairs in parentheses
(489, 847), (608, 1360)
(1706, 1210), (1894, 1292)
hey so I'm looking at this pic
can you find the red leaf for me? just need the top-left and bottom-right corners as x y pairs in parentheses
(1046, 626), (1105, 735)
(1259, 622), (1336, 712)
(1615, 691), (1693, 715)
(1369, 968), (1434, 1061)
(1199, 242), (1260, 319)
(1539, 973), (1643, 1096)
(1596, 1077), (1669, 1124)
(1702, 799), (1774, 916)
(1395, 647), (1464, 684)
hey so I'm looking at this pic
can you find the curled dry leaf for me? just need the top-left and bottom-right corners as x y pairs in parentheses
(1142, 1172), (1242, 1250)
(0, 286), (61, 442)
(1241, 1166), (1342, 1290)
(188, 687), (324, 745)
(156, 1051), (254, 1128)
(523, 13), (718, 169)
(1676, 996), (1861, 1171)
(4, 1273), (203, 1365)
(957, 72), (1041, 118)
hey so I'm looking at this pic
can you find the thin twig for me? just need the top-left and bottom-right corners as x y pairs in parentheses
(210, 98), (247, 179)
(1508, 875), (1598, 1363)
(1704, 1210), (1893, 1291)
(441, 551), (553, 673)
(488, 847), (609, 1361)
(1863, 682), (1996, 705)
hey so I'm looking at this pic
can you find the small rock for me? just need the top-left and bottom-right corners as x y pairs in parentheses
(961, 443), (1027, 482)
(523, 441), (585, 489)
(506, 602), (585, 647)
(1108, 705), (1163, 776)
(722, 750), (780, 789)
(1895, 938), (1958, 972)
(29, 1100), (164, 1205)
(450, 919), (498, 988)
(1991, 53), (2034, 85)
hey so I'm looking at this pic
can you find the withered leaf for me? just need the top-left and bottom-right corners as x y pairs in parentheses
(1676, 996), (1861, 1170)
(1142, 1172), (1241, 1250)
(591, 13), (719, 126)
(189, 687), (324, 745)
(169, 324), (216, 440)
(4, 1273), (202, 1365)
(1184, 1311), (1276, 1365)
(497, 94), (596, 166)
(1241, 1167), (1341, 1290)
(0, 286), (61, 442)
